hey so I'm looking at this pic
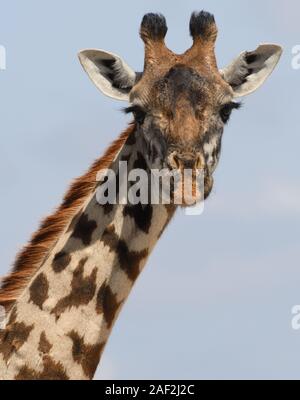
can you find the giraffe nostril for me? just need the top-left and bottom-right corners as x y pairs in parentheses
(173, 155), (180, 169)
(168, 152), (204, 170)
(168, 152), (181, 169)
(196, 154), (203, 169)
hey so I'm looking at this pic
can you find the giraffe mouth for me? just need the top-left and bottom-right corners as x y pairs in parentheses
(168, 170), (213, 207)
(152, 165), (213, 207)
(96, 159), (213, 208)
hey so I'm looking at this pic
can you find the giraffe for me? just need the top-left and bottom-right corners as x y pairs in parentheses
(0, 11), (282, 380)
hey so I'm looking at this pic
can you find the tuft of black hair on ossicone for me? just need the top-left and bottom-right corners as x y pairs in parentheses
(140, 13), (168, 41)
(189, 10), (217, 41)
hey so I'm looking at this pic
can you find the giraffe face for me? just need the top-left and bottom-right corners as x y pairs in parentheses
(79, 11), (282, 204)
(126, 63), (240, 203)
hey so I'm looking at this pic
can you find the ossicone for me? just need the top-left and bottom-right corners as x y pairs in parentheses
(140, 13), (168, 43)
(189, 11), (218, 43)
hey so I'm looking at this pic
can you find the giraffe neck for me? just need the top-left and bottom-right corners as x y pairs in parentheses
(0, 127), (176, 380)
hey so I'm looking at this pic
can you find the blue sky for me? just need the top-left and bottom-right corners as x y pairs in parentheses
(1, 0), (300, 379)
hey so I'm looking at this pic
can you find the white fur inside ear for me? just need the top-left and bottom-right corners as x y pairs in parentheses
(221, 44), (283, 98)
(78, 49), (136, 101)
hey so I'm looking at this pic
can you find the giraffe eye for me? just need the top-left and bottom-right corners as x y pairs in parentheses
(124, 105), (146, 125)
(220, 102), (241, 124)
(220, 104), (232, 123)
(133, 109), (146, 125)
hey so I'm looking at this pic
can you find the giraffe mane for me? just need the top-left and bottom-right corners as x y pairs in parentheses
(0, 123), (135, 311)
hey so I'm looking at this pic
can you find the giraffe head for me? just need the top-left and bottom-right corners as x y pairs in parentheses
(79, 11), (282, 205)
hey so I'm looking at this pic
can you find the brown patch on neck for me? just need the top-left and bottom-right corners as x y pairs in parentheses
(15, 356), (69, 380)
(52, 251), (72, 273)
(71, 213), (97, 246)
(38, 331), (53, 354)
(96, 281), (123, 328)
(101, 225), (149, 281)
(68, 330), (104, 379)
(0, 123), (136, 311)
(29, 273), (49, 310)
(15, 332), (63, 380)
(51, 258), (97, 318)
(0, 308), (34, 363)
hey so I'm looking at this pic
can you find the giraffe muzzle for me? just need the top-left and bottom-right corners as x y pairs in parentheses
(166, 151), (209, 206)
(167, 151), (205, 171)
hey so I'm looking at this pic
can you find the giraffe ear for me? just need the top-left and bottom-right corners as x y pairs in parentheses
(78, 49), (138, 101)
(220, 44), (283, 98)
